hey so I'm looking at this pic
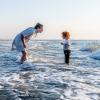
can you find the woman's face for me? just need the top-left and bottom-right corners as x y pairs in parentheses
(37, 27), (43, 33)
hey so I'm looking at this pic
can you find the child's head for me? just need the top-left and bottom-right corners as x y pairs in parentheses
(61, 31), (70, 39)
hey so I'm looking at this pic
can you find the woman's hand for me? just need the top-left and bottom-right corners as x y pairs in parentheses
(24, 44), (26, 48)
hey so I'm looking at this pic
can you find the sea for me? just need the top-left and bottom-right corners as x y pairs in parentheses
(0, 40), (100, 100)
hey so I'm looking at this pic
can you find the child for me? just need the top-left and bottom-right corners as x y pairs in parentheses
(61, 31), (71, 64)
(12, 23), (43, 64)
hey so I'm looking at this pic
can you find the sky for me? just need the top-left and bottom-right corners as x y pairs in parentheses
(0, 0), (100, 40)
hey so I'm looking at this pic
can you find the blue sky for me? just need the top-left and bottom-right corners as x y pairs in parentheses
(0, 0), (100, 39)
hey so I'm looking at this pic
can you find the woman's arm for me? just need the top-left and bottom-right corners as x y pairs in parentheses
(11, 39), (15, 50)
(21, 34), (26, 48)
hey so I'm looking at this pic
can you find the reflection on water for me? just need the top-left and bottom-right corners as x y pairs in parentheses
(0, 40), (100, 100)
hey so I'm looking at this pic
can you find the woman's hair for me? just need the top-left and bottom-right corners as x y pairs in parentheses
(62, 31), (70, 39)
(34, 23), (43, 29)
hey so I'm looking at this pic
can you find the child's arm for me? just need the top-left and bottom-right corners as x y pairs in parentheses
(61, 42), (64, 45)
(61, 40), (64, 45)
(67, 39), (70, 49)
(67, 39), (70, 46)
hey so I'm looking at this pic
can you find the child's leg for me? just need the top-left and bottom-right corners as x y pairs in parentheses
(64, 50), (71, 64)
(20, 51), (27, 64)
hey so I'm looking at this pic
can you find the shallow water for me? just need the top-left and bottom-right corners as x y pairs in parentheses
(0, 40), (100, 100)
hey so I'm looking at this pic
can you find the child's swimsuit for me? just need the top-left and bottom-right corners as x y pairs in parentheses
(12, 27), (36, 52)
(63, 39), (71, 64)
(63, 39), (70, 50)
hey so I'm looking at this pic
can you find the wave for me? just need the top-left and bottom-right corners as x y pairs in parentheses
(80, 45), (100, 52)
(90, 50), (100, 60)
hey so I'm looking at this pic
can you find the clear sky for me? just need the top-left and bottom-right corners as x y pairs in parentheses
(0, 0), (100, 40)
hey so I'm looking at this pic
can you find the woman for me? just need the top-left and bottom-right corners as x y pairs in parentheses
(12, 23), (43, 64)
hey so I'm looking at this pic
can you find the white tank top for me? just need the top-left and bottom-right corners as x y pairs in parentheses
(63, 39), (70, 50)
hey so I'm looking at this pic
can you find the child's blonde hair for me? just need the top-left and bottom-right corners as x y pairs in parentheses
(62, 31), (70, 39)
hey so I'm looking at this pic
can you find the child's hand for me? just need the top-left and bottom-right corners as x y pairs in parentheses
(11, 47), (15, 51)
(61, 42), (63, 45)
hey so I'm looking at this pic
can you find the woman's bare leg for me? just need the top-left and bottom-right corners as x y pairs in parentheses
(20, 51), (27, 64)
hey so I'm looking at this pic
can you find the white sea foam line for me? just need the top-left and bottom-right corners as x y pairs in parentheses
(54, 70), (100, 98)
(0, 85), (4, 89)
(63, 70), (99, 86)
(70, 80), (100, 93)
(64, 89), (92, 100)
(0, 73), (25, 87)
(64, 78), (100, 99)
